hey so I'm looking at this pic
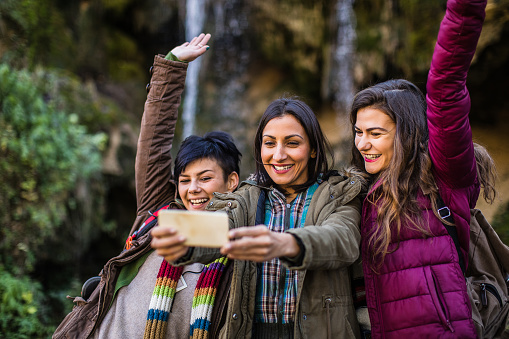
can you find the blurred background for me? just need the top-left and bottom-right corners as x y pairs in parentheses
(1, 0), (508, 336)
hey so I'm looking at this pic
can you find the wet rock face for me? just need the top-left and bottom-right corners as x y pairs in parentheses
(158, 0), (508, 177)
(104, 0), (509, 224)
(468, 0), (509, 124)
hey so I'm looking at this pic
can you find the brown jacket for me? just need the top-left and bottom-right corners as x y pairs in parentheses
(177, 175), (364, 339)
(53, 56), (230, 338)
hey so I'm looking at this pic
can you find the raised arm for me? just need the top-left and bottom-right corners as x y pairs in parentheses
(426, 0), (487, 189)
(130, 34), (210, 236)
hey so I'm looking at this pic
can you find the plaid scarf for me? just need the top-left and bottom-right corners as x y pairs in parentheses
(254, 182), (318, 324)
(144, 257), (228, 339)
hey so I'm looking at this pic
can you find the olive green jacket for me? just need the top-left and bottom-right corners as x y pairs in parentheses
(177, 173), (364, 339)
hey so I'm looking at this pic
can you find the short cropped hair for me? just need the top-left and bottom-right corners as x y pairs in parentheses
(174, 131), (242, 182)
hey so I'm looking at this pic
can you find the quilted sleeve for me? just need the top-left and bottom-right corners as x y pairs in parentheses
(426, 0), (486, 189)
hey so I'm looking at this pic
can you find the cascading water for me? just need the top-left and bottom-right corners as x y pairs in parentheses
(182, 0), (207, 138)
(210, 0), (250, 153)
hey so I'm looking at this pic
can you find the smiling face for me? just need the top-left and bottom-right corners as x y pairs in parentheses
(178, 158), (238, 211)
(354, 107), (396, 175)
(261, 114), (316, 198)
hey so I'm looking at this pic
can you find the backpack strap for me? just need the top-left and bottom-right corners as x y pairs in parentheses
(255, 190), (266, 225)
(124, 203), (171, 250)
(255, 190), (266, 278)
(436, 197), (466, 275)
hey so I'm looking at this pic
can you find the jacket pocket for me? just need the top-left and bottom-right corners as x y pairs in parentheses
(478, 282), (503, 308)
(53, 298), (96, 339)
(424, 266), (455, 332)
(469, 280), (507, 336)
(297, 295), (357, 339)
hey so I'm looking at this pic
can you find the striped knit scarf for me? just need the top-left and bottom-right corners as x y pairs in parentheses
(144, 257), (228, 339)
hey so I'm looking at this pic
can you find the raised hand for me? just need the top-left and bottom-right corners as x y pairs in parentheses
(220, 225), (300, 262)
(171, 33), (211, 62)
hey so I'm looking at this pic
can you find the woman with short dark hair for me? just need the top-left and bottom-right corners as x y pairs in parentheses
(54, 34), (242, 339)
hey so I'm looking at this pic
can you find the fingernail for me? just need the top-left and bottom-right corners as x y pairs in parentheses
(206, 46), (209, 50)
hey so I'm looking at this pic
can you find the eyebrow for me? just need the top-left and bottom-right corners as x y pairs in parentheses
(354, 125), (391, 133)
(263, 134), (304, 140)
(179, 169), (214, 177)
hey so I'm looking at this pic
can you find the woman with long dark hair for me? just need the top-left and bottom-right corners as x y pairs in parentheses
(349, 0), (487, 337)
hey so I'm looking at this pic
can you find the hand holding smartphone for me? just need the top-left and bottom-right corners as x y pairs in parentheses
(157, 210), (229, 248)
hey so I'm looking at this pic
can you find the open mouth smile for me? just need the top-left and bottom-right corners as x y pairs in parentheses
(364, 154), (381, 162)
(272, 164), (293, 173)
(189, 198), (209, 207)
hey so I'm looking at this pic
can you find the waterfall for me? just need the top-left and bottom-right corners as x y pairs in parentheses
(182, 0), (207, 138)
(210, 0), (250, 152)
(327, 0), (356, 151)
(333, 0), (356, 116)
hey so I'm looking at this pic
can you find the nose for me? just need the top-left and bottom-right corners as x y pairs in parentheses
(189, 179), (201, 193)
(356, 135), (371, 152)
(273, 145), (287, 162)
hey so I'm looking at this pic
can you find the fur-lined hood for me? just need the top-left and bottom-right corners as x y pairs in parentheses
(240, 167), (369, 196)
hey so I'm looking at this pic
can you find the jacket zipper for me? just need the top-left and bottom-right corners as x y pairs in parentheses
(324, 297), (332, 339)
(295, 269), (306, 336)
(430, 268), (454, 332)
(480, 283), (503, 308)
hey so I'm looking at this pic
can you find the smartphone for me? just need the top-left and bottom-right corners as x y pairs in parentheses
(157, 209), (229, 248)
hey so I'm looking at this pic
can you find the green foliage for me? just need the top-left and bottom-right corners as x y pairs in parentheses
(0, 0), (74, 69)
(0, 0), (152, 84)
(0, 64), (107, 274)
(355, 0), (447, 80)
(104, 0), (133, 12)
(492, 201), (509, 245)
(0, 265), (53, 338)
(106, 30), (146, 82)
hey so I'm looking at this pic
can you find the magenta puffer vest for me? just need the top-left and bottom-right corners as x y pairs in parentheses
(361, 0), (486, 337)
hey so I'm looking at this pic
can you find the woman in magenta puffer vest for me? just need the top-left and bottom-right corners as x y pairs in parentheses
(349, 0), (486, 337)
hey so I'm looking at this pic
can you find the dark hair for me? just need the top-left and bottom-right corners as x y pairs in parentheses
(174, 131), (241, 183)
(349, 79), (439, 270)
(350, 79), (428, 174)
(254, 97), (333, 193)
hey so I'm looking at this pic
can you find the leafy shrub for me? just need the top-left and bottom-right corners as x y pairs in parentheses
(0, 265), (53, 338)
(492, 201), (509, 245)
(0, 0), (74, 69)
(0, 64), (107, 274)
